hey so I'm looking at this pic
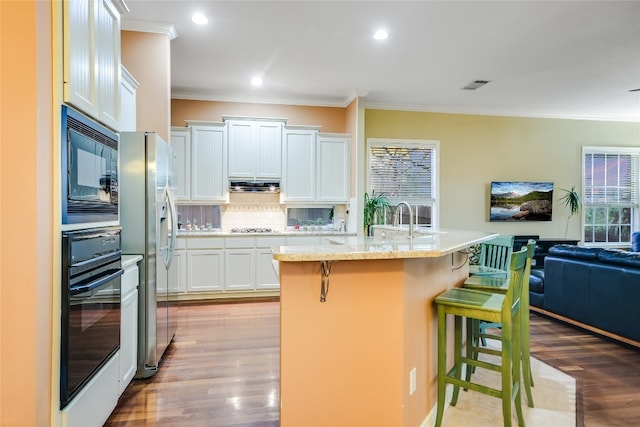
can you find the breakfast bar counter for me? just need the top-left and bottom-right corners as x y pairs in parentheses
(273, 229), (496, 427)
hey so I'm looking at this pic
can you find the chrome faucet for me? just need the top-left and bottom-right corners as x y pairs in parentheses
(394, 201), (414, 240)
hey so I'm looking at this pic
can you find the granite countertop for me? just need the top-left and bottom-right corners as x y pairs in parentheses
(272, 229), (497, 262)
(178, 230), (354, 237)
(122, 254), (143, 269)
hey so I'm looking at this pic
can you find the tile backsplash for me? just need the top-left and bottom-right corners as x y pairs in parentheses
(222, 193), (285, 231)
(178, 193), (348, 232)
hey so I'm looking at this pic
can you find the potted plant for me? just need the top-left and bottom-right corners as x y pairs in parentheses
(559, 186), (581, 239)
(363, 191), (391, 236)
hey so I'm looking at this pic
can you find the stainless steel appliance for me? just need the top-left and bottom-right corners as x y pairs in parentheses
(229, 180), (279, 192)
(119, 132), (178, 378)
(60, 226), (123, 409)
(61, 105), (119, 225)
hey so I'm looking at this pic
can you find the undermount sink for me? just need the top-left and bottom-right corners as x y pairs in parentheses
(371, 225), (443, 242)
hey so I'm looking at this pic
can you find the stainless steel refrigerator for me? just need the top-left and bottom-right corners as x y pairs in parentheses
(119, 131), (178, 378)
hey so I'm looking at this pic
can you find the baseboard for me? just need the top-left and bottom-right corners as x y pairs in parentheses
(530, 306), (640, 349)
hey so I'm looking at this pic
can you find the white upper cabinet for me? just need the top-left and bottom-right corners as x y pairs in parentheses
(316, 133), (350, 203)
(119, 66), (138, 132)
(282, 128), (350, 203)
(170, 127), (191, 200)
(281, 126), (318, 202)
(225, 117), (286, 180)
(63, 0), (125, 130)
(189, 122), (228, 202)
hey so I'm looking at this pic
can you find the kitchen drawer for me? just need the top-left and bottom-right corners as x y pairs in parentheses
(175, 237), (187, 250)
(286, 236), (321, 246)
(255, 236), (287, 248)
(187, 237), (225, 249)
(225, 237), (257, 249)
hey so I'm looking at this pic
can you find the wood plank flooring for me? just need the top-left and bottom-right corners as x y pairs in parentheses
(105, 300), (640, 427)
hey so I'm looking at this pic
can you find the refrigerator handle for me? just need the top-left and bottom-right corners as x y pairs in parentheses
(165, 187), (178, 270)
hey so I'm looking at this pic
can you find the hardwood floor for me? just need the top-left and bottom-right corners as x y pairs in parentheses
(106, 300), (280, 427)
(529, 311), (640, 427)
(105, 300), (640, 427)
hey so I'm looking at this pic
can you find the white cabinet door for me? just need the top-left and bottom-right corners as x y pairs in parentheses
(63, 0), (121, 130)
(191, 124), (227, 201)
(168, 249), (186, 294)
(227, 121), (254, 178)
(255, 236), (285, 290)
(95, 0), (120, 129)
(63, 0), (95, 116)
(282, 128), (317, 202)
(225, 250), (256, 291)
(120, 264), (138, 396)
(170, 127), (191, 200)
(316, 134), (350, 203)
(187, 250), (224, 291)
(227, 119), (284, 179)
(256, 122), (283, 179)
(256, 249), (280, 290)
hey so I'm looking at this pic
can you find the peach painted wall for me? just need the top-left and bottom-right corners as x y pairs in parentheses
(279, 254), (467, 426)
(171, 99), (346, 133)
(0, 1), (54, 425)
(121, 31), (171, 141)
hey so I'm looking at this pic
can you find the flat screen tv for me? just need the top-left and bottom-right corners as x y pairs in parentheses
(490, 181), (553, 222)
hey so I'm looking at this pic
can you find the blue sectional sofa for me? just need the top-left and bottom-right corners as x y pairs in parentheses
(542, 244), (640, 343)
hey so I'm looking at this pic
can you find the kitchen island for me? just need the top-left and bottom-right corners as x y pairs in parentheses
(272, 229), (496, 427)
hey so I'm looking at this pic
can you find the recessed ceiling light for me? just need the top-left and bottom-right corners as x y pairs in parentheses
(462, 80), (491, 90)
(251, 76), (263, 87)
(373, 29), (388, 40)
(192, 13), (208, 25)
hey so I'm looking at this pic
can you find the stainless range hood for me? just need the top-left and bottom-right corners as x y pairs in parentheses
(229, 181), (280, 193)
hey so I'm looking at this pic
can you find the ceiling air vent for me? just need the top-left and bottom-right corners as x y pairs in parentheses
(462, 80), (491, 90)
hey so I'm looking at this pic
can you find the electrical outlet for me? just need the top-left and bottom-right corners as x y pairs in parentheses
(410, 368), (417, 395)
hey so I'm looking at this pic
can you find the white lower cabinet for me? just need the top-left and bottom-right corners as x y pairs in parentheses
(120, 256), (141, 396)
(187, 250), (224, 291)
(225, 250), (256, 290)
(169, 247), (187, 294)
(224, 237), (256, 291)
(178, 235), (335, 297)
(61, 352), (120, 427)
(256, 237), (286, 289)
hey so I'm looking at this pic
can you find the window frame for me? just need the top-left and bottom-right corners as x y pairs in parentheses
(582, 146), (640, 247)
(366, 138), (440, 229)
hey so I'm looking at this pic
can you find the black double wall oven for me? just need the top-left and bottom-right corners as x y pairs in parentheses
(60, 105), (123, 409)
(60, 226), (123, 409)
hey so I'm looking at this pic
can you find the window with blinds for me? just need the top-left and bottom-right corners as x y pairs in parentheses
(583, 147), (640, 245)
(367, 139), (438, 227)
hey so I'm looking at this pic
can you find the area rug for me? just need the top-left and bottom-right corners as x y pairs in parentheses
(435, 344), (576, 427)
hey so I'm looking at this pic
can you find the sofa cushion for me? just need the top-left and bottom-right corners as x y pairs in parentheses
(529, 269), (544, 293)
(597, 249), (640, 268)
(547, 244), (602, 260)
(633, 231), (640, 252)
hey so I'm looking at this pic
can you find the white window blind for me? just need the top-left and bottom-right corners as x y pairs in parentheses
(369, 143), (436, 204)
(584, 150), (639, 207)
(582, 147), (640, 245)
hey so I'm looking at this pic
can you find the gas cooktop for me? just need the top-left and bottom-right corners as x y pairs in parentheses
(230, 227), (277, 233)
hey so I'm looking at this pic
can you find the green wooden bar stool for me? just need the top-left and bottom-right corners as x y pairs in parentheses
(468, 235), (515, 278)
(435, 247), (528, 427)
(464, 240), (536, 408)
